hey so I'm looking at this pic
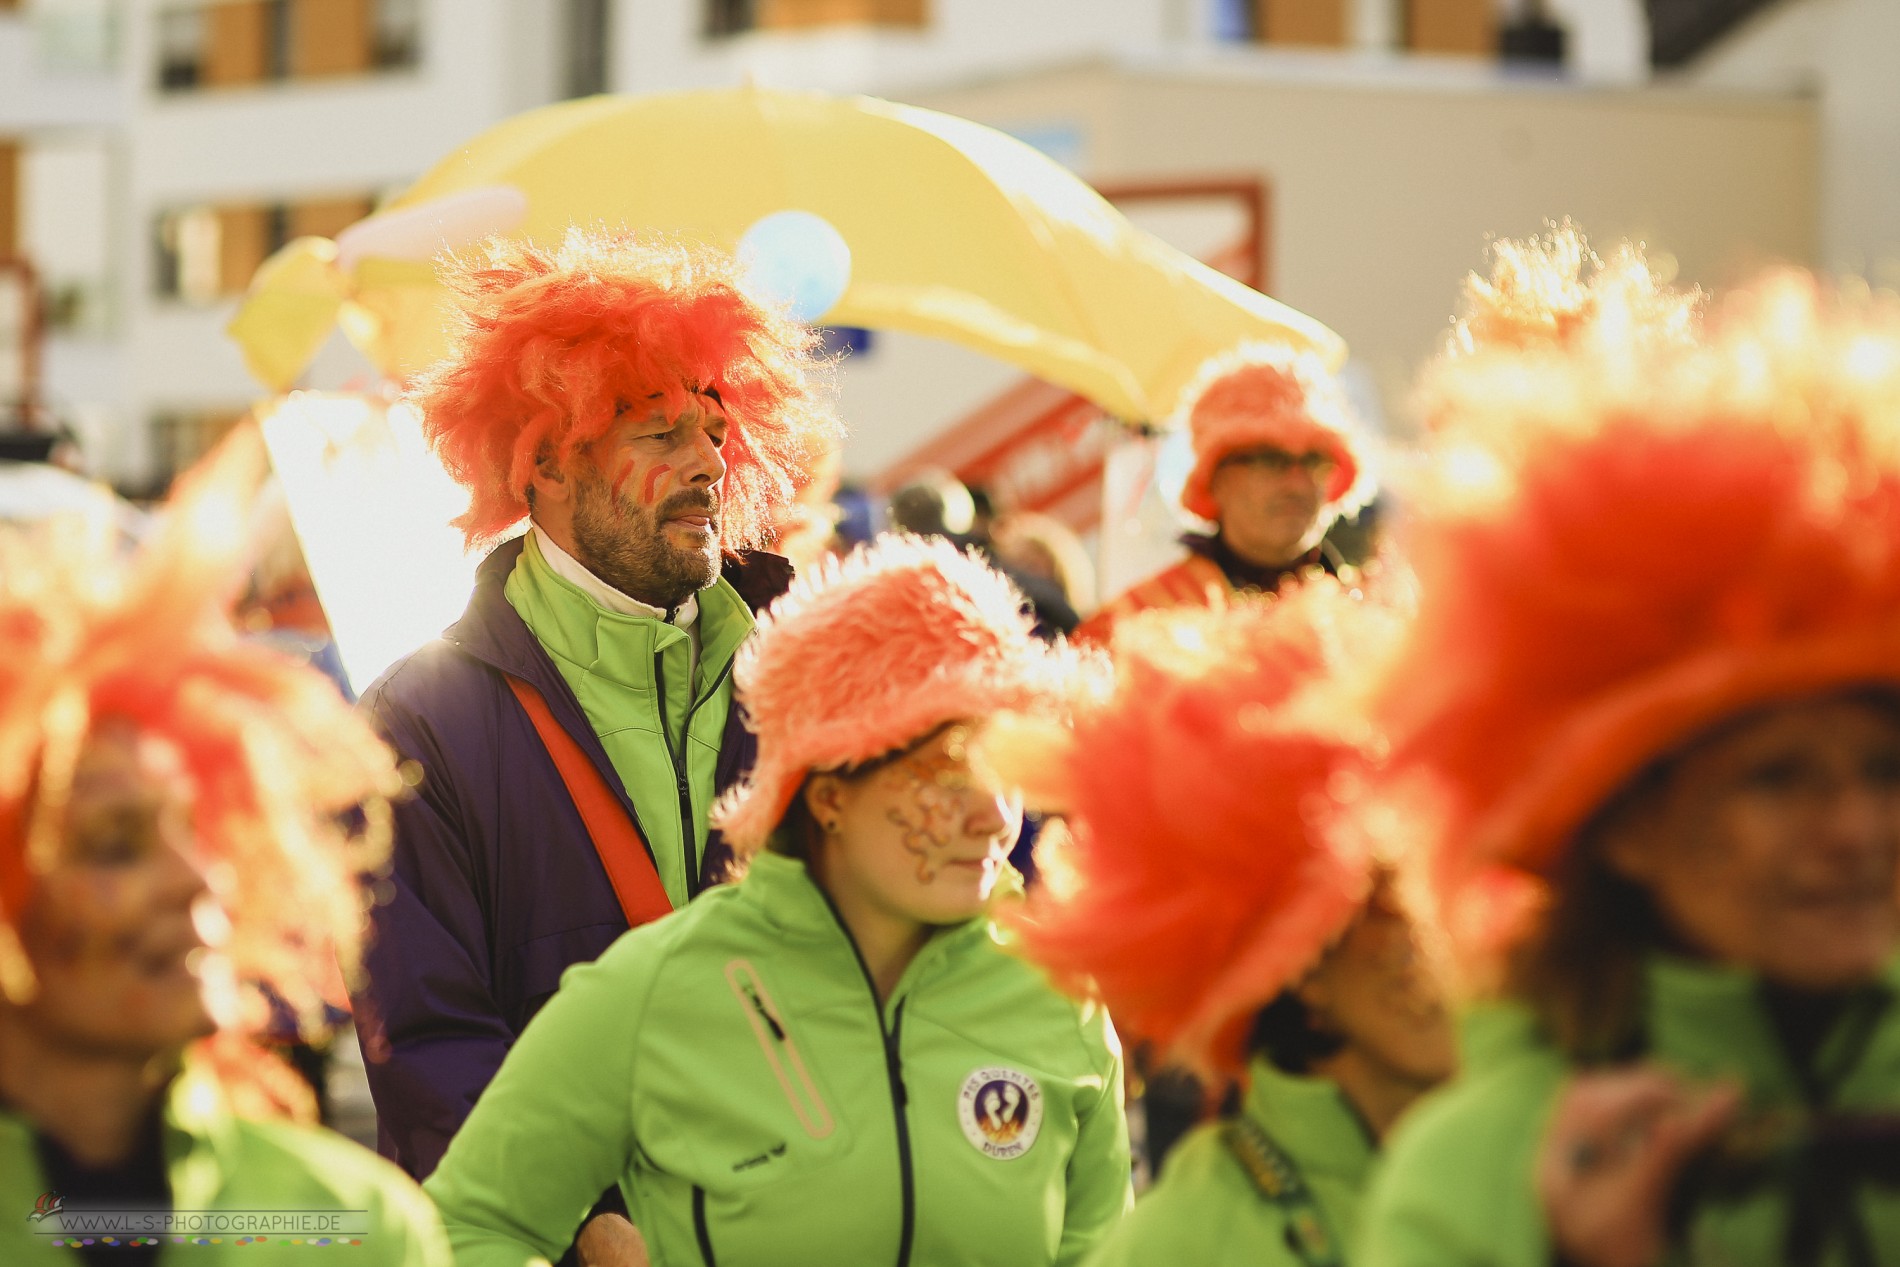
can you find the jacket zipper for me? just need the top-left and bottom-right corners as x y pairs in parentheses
(654, 650), (735, 900)
(816, 889), (916, 1267)
(724, 959), (837, 1139)
(693, 1184), (717, 1266)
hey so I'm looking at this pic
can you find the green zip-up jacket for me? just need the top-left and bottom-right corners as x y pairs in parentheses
(1, 1067), (449, 1265)
(505, 531), (752, 908)
(1361, 954), (1900, 1267)
(424, 852), (1133, 1267)
(1088, 1058), (1372, 1267)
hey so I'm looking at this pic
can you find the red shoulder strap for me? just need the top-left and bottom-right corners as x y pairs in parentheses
(505, 675), (675, 927)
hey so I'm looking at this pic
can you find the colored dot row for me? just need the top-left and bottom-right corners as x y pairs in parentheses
(49, 1236), (366, 1247)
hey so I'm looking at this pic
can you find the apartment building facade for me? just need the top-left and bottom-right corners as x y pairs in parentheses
(0, 0), (1890, 498)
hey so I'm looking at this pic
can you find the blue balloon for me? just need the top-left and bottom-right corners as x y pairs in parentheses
(738, 210), (853, 325)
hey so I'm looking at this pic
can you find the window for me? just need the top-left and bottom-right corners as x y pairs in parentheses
(0, 140), (17, 261)
(1260, 0), (1347, 47)
(705, 0), (755, 37)
(154, 0), (420, 94)
(1211, 0), (1255, 42)
(374, 0), (420, 66)
(1217, 1), (1348, 48)
(563, 0), (611, 98)
(149, 407), (249, 485)
(153, 193), (374, 302)
(705, 0), (926, 38)
(1403, 0), (1495, 54)
(156, 6), (205, 88)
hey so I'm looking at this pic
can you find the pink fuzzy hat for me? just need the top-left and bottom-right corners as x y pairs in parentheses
(1178, 343), (1375, 524)
(713, 535), (1075, 855)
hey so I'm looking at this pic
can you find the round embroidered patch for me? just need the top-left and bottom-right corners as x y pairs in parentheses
(958, 1067), (1044, 1160)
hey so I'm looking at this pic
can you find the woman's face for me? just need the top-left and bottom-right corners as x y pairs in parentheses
(1298, 876), (1458, 1088)
(1602, 695), (1900, 991)
(6, 725), (221, 1057)
(806, 722), (1022, 928)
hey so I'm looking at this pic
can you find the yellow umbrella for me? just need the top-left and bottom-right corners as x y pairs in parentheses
(229, 86), (1343, 423)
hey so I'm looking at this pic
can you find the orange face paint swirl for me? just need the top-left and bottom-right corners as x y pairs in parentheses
(641, 463), (673, 506)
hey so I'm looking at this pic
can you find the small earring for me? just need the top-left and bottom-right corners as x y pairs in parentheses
(821, 817), (841, 835)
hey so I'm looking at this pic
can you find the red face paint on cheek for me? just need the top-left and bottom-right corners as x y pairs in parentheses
(609, 460), (635, 500)
(641, 463), (674, 506)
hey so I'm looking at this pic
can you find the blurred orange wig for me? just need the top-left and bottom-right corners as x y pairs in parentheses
(1447, 221), (1701, 360)
(413, 229), (843, 550)
(1177, 343), (1374, 524)
(1419, 224), (1704, 438)
(1379, 268), (1900, 961)
(1002, 583), (1387, 1079)
(0, 433), (399, 1060)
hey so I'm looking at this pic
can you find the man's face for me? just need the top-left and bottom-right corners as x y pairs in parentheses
(1208, 446), (1336, 570)
(568, 391), (729, 610)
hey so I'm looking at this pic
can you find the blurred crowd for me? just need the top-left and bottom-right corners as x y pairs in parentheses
(4, 222), (1900, 1267)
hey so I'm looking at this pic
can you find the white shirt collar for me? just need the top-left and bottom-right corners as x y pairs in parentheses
(531, 525), (700, 628)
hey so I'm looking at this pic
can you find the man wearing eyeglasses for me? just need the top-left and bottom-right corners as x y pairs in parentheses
(1077, 345), (1375, 644)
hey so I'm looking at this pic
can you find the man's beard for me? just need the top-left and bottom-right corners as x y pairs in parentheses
(569, 474), (722, 612)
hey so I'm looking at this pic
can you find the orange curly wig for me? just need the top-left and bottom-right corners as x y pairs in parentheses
(412, 228), (843, 550)
(1003, 582), (1387, 1078)
(1177, 343), (1374, 524)
(1379, 269), (1900, 959)
(0, 431), (399, 1057)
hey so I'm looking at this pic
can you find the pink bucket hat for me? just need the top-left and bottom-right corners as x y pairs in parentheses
(713, 535), (1076, 856)
(1177, 343), (1375, 524)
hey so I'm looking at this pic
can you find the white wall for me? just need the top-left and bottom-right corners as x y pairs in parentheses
(1684, 0), (1900, 283)
(917, 60), (1817, 431)
(614, 0), (1174, 97)
(0, 6), (126, 130)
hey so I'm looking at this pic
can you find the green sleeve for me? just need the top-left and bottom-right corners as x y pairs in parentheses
(1057, 1004), (1135, 1267)
(1082, 1128), (1281, 1267)
(1357, 1077), (1555, 1267)
(422, 929), (661, 1267)
(372, 1165), (456, 1267)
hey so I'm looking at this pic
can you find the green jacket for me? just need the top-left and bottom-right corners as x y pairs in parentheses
(1, 1067), (449, 1265)
(1088, 1058), (1372, 1267)
(424, 852), (1132, 1267)
(1361, 954), (1900, 1267)
(505, 531), (752, 908)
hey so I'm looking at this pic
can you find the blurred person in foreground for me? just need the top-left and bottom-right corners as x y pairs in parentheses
(352, 229), (837, 1228)
(1075, 346), (1374, 645)
(423, 537), (1129, 1266)
(0, 434), (448, 1265)
(993, 585), (1455, 1266)
(1359, 239), (1900, 1267)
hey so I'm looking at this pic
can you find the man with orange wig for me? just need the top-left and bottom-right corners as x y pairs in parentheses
(350, 228), (839, 1236)
(0, 435), (449, 1265)
(1076, 345), (1373, 644)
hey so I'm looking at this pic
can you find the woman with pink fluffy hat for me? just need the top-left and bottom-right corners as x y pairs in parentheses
(423, 535), (1132, 1267)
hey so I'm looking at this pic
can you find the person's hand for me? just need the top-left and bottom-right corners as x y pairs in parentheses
(576, 1213), (649, 1267)
(1535, 1068), (1741, 1267)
